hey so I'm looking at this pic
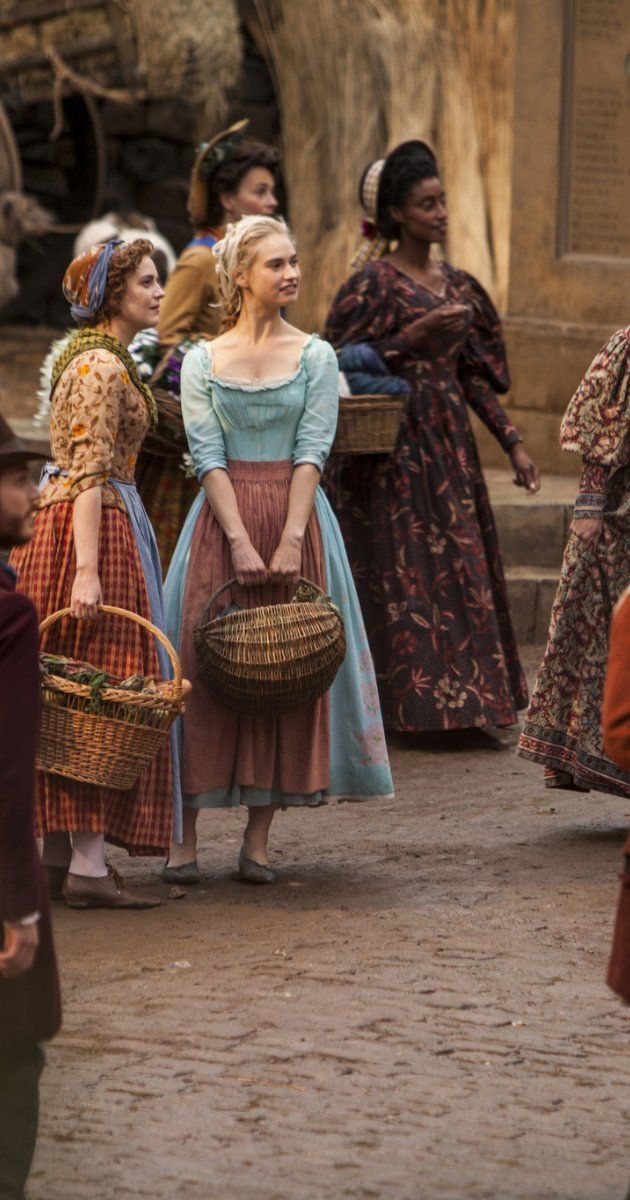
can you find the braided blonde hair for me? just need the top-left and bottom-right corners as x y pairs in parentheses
(212, 215), (294, 331)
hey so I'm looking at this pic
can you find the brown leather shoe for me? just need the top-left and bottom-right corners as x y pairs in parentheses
(63, 866), (161, 909)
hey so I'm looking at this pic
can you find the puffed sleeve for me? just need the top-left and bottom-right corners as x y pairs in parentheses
(293, 338), (339, 472)
(66, 350), (123, 498)
(456, 272), (520, 452)
(561, 329), (630, 467)
(324, 263), (403, 358)
(180, 342), (227, 480)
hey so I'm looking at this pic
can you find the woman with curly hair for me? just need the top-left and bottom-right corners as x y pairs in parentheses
(131, 120), (280, 569)
(10, 239), (183, 909)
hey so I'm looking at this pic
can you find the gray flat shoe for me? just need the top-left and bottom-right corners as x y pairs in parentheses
(161, 860), (201, 885)
(233, 849), (277, 885)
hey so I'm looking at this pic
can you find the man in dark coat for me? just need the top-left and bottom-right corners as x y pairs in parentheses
(0, 410), (61, 1200)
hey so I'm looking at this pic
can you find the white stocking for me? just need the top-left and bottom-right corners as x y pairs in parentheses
(70, 832), (107, 878)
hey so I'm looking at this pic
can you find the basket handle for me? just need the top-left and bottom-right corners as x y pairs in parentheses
(200, 576), (327, 626)
(38, 604), (182, 688)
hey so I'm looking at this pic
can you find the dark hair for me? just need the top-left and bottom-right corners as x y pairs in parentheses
(376, 140), (439, 240)
(83, 238), (155, 327)
(203, 140), (280, 227)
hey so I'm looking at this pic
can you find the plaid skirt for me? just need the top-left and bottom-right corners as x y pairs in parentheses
(10, 501), (173, 855)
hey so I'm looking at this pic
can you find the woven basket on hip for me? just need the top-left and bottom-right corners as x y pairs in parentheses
(332, 393), (406, 455)
(194, 578), (346, 717)
(37, 605), (184, 791)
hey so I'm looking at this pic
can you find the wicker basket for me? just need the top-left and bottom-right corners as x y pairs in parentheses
(37, 605), (184, 791)
(332, 393), (406, 455)
(194, 578), (346, 717)
(142, 387), (188, 457)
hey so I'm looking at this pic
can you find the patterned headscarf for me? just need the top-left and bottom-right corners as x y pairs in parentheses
(350, 158), (388, 270)
(62, 239), (123, 323)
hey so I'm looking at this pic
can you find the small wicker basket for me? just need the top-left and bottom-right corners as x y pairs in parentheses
(332, 393), (406, 455)
(37, 605), (184, 791)
(194, 578), (346, 717)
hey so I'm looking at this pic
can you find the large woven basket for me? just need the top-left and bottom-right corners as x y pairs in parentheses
(37, 605), (184, 791)
(332, 393), (406, 455)
(194, 578), (346, 717)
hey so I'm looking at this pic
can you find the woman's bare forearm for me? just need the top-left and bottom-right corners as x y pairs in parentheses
(202, 468), (268, 584)
(282, 464), (320, 543)
(202, 468), (251, 547)
(73, 487), (102, 571)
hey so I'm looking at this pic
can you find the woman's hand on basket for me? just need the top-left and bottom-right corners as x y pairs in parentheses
(571, 516), (603, 546)
(230, 535), (268, 586)
(268, 533), (302, 584)
(70, 566), (102, 620)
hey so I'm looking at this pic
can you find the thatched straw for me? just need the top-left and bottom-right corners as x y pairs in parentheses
(132, 0), (242, 124)
(373, 0), (438, 148)
(254, 0), (515, 327)
(459, 0), (515, 311)
(254, 0), (387, 330)
(437, 0), (494, 296)
(0, 1), (242, 126)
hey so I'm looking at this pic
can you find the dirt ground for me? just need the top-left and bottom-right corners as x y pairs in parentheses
(26, 648), (630, 1200)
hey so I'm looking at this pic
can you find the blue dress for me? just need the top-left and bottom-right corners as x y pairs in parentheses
(164, 333), (394, 808)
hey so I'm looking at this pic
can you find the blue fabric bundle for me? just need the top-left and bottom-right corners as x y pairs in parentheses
(338, 343), (411, 397)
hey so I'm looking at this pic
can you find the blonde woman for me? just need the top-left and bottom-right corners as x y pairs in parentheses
(163, 215), (393, 884)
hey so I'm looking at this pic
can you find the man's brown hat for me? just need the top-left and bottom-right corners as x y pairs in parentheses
(188, 118), (250, 228)
(0, 410), (47, 470)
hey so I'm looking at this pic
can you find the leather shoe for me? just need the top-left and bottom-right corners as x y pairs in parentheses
(63, 866), (161, 909)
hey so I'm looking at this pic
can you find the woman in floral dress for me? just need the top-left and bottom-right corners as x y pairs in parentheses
(324, 141), (540, 732)
(11, 240), (181, 908)
(518, 327), (630, 796)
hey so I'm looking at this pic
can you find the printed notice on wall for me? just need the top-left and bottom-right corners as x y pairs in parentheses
(560, 0), (630, 259)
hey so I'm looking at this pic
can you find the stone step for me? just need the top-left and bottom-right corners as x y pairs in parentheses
(504, 566), (558, 644)
(485, 470), (573, 644)
(485, 468), (575, 568)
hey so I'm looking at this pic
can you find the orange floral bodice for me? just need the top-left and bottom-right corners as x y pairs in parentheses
(40, 348), (150, 511)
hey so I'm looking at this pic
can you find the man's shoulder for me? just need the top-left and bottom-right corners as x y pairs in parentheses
(0, 585), (38, 639)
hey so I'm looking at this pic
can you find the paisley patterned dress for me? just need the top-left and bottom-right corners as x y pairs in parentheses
(518, 328), (630, 796)
(324, 259), (528, 732)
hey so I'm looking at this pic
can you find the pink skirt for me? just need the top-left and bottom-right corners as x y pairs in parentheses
(179, 460), (329, 802)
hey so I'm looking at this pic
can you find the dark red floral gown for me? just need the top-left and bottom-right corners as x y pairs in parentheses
(323, 259), (528, 732)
